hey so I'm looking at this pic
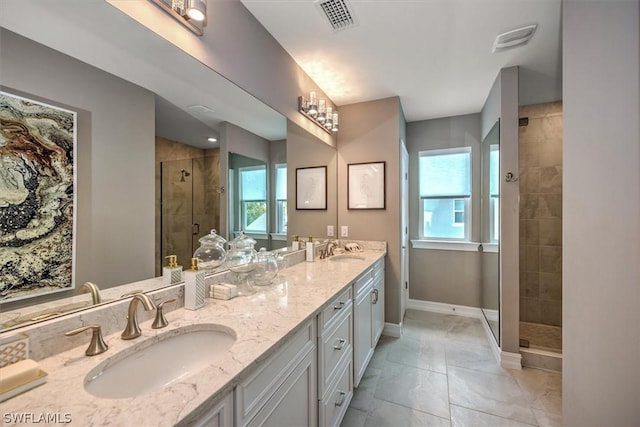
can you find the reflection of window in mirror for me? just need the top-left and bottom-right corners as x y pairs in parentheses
(418, 147), (472, 241)
(489, 144), (500, 243)
(239, 166), (267, 233)
(275, 164), (287, 234)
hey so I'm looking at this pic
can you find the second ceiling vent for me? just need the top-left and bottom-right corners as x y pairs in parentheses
(315, 0), (359, 32)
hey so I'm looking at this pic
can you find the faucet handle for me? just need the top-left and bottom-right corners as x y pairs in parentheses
(120, 289), (143, 299)
(152, 298), (177, 329)
(65, 324), (109, 356)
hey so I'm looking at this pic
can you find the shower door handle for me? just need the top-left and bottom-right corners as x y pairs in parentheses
(192, 223), (200, 235)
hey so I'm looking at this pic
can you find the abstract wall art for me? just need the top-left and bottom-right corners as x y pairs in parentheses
(0, 91), (77, 302)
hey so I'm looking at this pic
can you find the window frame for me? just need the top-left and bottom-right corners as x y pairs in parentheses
(274, 163), (287, 234)
(239, 165), (267, 233)
(418, 146), (472, 242)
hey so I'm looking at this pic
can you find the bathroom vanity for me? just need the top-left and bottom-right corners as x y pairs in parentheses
(1, 246), (386, 427)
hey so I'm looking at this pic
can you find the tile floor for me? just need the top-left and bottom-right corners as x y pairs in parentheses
(341, 310), (562, 427)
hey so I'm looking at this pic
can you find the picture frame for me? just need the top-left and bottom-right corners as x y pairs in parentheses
(296, 166), (327, 210)
(0, 90), (78, 303)
(348, 161), (386, 210)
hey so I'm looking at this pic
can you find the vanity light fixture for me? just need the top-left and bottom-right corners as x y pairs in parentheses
(298, 92), (339, 134)
(186, 0), (207, 21)
(208, 137), (217, 143)
(149, 0), (206, 36)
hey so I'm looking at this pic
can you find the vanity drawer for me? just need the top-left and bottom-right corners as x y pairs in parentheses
(319, 359), (353, 427)
(319, 286), (352, 332)
(318, 308), (352, 396)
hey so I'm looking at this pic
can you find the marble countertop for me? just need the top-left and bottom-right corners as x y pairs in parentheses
(2, 250), (385, 426)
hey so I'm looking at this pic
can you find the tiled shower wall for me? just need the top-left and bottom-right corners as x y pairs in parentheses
(155, 137), (220, 276)
(519, 102), (563, 329)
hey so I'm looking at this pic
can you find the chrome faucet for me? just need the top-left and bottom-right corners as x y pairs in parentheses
(121, 293), (155, 340)
(79, 281), (101, 305)
(326, 240), (339, 257)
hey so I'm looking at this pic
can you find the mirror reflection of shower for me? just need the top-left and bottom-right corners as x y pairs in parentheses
(180, 169), (191, 182)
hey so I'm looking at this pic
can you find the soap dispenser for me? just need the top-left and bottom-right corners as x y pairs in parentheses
(306, 236), (315, 262)
(163, 255), (183, 286)
(184, 258), (205, 310)
(291, 235), (300, 251)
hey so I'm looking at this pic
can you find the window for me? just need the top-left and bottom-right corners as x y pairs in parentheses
(239, 165), (267, 232)
(419, 147), (471, 240)
(275, 164), (287, 233)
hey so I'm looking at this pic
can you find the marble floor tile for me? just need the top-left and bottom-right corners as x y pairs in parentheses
(350, 367), (382, 412)
(386, 335), (447, 374)
(531, 408), (563, 427)
(343, 310), (562, 427)
(341, 407), (367, 427)
(366, 399), (450, 427)
(374, 361), (450, 419)
(450, 405), (535, 427)
(445, 340), (508, 377)
(448, 366), (537, 425)
(511, 368), (562, 415)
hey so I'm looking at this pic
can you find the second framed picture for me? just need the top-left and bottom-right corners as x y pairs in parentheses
(348, 161), (386, 210)
(296, 166), (327, 210)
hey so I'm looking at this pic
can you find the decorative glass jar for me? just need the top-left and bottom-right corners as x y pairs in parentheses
(251, 248), (279, 286)
(193, 229), (227, 272)
(226, 232), (258, 295)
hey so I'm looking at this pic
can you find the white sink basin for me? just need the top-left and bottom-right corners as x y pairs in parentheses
(84, 325), (236, 399)
(329, 254), (366, 263)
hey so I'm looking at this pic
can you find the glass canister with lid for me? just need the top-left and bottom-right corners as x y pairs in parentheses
(251, 248), (279, 286)
(192, 229), (227, 272)
(226, 231), (258, 295)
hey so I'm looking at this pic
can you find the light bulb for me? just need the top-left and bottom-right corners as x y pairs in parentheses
(318, 99), (326, 123)
(308, 91), (318, 117)
(332, 112), (339, 132)
(324, 106), (333, 129)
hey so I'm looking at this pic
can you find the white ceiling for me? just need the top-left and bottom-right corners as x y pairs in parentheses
(241, 0), (562, 121)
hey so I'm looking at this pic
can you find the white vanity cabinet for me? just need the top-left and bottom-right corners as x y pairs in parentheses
(317, 286), (353, 427)
(235, 320), (317, 427)
(191, 391), (234, 427)
(353, 258), (385, 387)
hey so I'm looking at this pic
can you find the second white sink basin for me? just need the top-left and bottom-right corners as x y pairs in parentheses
(85, 324), (236, 399)
(329, 254), (366, 263)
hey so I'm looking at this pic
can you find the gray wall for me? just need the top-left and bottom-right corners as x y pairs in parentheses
(563, 1), (640, 424)
(0, 30), (155, 300)
(337, 97), (403, 325)
(406, 114), (482, 307)
(287, 121), (338, 240)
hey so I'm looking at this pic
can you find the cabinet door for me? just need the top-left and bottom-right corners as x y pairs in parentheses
(193, 391), (234, 427)
(247, 350), (317, 427)
(353, 287), (373, 387)
(372, 276), (385, 346)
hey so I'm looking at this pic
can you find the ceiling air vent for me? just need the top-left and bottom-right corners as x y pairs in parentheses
(492, 24), (538, 52)
(315, 0), (359, 32)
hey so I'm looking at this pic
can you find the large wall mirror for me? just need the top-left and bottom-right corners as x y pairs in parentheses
(480, 120), (500, 344)
(0, 0), (339, 331)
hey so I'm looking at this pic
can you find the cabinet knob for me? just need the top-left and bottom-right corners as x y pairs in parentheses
(333, 301), (345, 310)
(333, 338), (346, 350)
(371, 288), (379, 304)
(335, 391), (347, 407)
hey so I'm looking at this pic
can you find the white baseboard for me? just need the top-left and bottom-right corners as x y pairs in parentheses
(407, 299), (482, 319)
(480, 312), (502, 363)
(500, 351), (522, 370)
(383, 322), (403, 338)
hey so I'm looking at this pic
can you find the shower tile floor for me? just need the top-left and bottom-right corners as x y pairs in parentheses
(341, 310), (562, 427)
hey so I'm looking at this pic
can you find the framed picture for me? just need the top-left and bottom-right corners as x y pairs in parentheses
(296, 166), (327, 210)
(348, 161), (386, 210)
(0, 91), (77, 303)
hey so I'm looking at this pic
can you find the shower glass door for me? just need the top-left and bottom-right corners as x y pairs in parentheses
(160, 156), (220, 270)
